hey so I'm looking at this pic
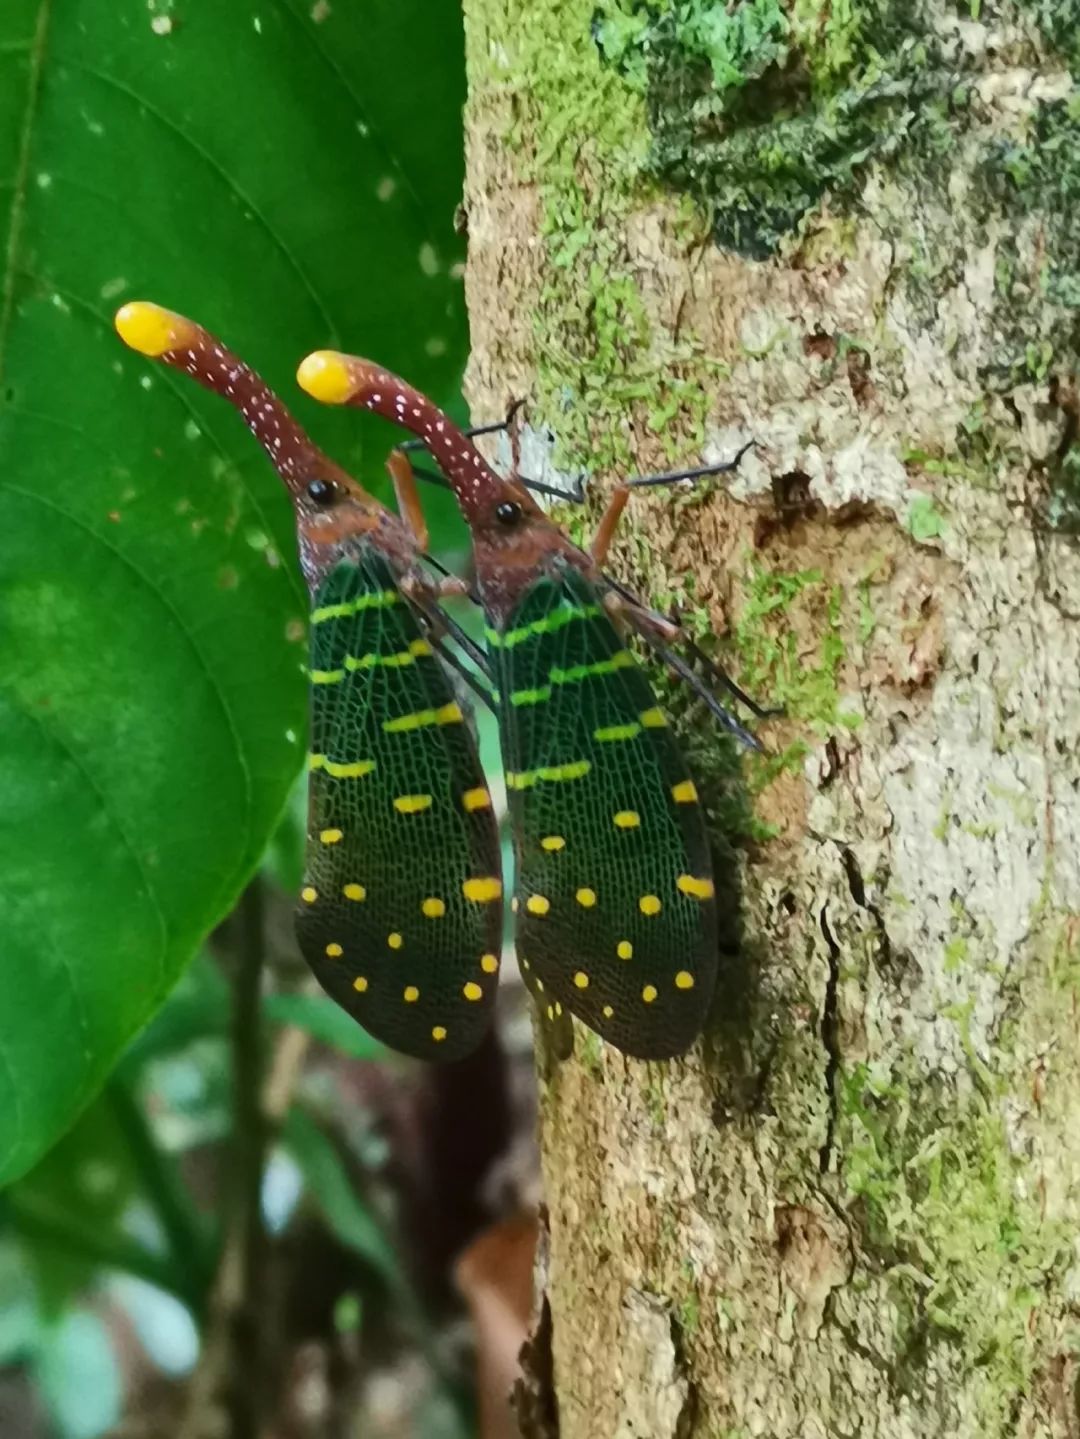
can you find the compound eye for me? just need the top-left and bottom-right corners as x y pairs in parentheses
(495, 500), (522, 526)
(306, 478), (337, 506)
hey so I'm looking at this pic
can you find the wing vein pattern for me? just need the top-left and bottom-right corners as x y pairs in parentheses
(297, 548), (501, 1060)
(494, 565), (716, 1059)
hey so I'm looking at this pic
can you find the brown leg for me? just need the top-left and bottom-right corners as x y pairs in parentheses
(589, 484), (629, 566)
(386, 448), (429, 551)
(603, 588), (680, 642)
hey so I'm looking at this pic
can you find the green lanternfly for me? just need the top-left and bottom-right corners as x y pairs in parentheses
(298, 350), (757, 1060)
(114, 303), (503, 1062)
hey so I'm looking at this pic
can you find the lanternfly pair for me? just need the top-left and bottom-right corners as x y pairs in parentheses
(115, 303), (767, 1064)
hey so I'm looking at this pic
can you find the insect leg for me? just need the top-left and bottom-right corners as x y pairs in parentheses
(622, 439), (756, 489)
(428, 634), (496, 709)
(589, 484), (630, 566)
(636, 634), (764, 752)
(386, 448), (430, 551)
(604, 574), (779, 720)
(397, 398), (527, 453)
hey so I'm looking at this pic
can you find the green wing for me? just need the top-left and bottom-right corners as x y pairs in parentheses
(490, 564), (716, 1059)
(296, 549), (502, 1061)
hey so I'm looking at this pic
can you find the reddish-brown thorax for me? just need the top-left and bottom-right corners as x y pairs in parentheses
(338, 361), (594, 623)
(154, 328), (417, 593)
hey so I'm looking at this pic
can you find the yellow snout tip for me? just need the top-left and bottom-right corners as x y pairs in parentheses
(296, 350), (356, 405)
(114, 301), (195, 357)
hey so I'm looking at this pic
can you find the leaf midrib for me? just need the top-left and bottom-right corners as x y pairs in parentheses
(0, 0), (51, 387)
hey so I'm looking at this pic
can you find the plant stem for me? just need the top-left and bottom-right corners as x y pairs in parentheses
(178, 877), (270, 1439)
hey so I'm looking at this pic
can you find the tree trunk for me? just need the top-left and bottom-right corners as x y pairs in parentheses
(460, 3), (1080, 1435)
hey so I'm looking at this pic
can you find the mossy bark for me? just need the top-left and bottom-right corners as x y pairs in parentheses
(460, 2), (1080, 1435)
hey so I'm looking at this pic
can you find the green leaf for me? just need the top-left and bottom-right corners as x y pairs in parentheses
(264, 991), (387, 1061)
(0, 1), (467, 1184)
(34, 1308), (122, 1439)
(282, 1106), (400, 1287)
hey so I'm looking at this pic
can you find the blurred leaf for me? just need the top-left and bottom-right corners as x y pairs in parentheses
(265, 991), (387, 1061)
(283, 1106), (399, 1288)
(107, 1273), (199, 1377)
(118, 952), (229, 1072)
(261, 773), (308, 895)
(8, 1090), (140, 1314)
(34, 1308), (121, 1439)
(0, 0), (468, 1184)
(6, 1077), (207, 1311)
(0, 1239), (39, 1363)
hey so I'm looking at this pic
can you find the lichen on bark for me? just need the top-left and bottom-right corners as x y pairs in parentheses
(461, 1), (1080, 1434)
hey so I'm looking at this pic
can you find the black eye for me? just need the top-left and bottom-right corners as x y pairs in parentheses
(495, 500), (522, 526)
(306, 478), (337, 506)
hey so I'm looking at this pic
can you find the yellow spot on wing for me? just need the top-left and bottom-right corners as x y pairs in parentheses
(573, 971), (589, 989)
(432, 1026), (447, 1042)
(675, 971), (694, 989)
(639, 707), (667, 728)
(345, 642), (431, 671)
(507, 760), (591, 790)
(642, 984), (658, 1003)
(463, 981), (483, 1002)
(512, 655), (636, 705)
(353, 976), (368, 993)
(394, 794), (433, 814)
(617, 940), (633, 960)
(671, 780), (698, 804)
(541, 835), (566, 852)
(309, 754), (376, 779)
(301, 886), (317, 904)
(677, 874), (715, 900)
(486, 601), (603, 648)
(613, 811), (640, 829)
(575, 887), (597, 908)
(325, 942), (343, 958)
(388, 932), (403, 950)
(404, 985), (420, 1002)
(383, 702), (463, 732)
(320, 827), (343, 844)
(602, 1004), (614, 1018)
(639, 894), (662, 916)
(549, 650), (634, 684)
(463, 877), (502, 903)
(310, 589), (399, 623)
(343, 883), (366, 901)
(526, 895), (550, 916)
(510, 686), (552, 707)
(421, 897), (446, 918)
(481, 953), (499, 973)
(593, 722), (641, 743)
(463, 787), (491, 811)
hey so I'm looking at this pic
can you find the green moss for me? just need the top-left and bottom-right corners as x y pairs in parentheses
(578, 1027), (605, 1076)
(1016, 0), (1080, 72)
(475, 0), (743, 478)
(593, 0), (968, 259)
(733, 563), (860, 734)
(905, 494), (946, 543)
(975, 85), (1080, 527)
(839, 1060), (1073, 1423)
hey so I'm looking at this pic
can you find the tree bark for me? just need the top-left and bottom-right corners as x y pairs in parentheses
(460, 3), (1080, 1436)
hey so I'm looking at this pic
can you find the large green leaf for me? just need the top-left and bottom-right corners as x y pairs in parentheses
(0, 0), (468, 1184)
